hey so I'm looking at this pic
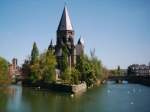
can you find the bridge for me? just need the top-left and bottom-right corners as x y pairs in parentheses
(108, 75), (150, 86)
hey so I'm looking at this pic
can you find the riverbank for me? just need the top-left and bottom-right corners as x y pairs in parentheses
(22, 80), (87, 94)
(128, 76), (150, 87)
(0, 80), (11, 86)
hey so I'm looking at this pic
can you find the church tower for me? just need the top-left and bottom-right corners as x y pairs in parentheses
(55, 6), (75, 70)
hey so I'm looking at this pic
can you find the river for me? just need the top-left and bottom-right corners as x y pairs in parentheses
(0, 83), (150, 112)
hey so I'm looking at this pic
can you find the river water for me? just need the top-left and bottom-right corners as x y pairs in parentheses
(0, 83), (150, 112)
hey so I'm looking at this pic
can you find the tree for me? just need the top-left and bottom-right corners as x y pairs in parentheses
(41, 50), (57, 83)
(22, 59), (31, 79)
(30, 50), (57, 83)
(60, 45), (73, 83)
(76, 54), (96, 86)
(70, 68), (80, 85)
(0, 57), (9, 82)
(28, 42), (40, 82)
(61, 67), (71, 83)
(76, 53), (105, 87)
(30, 42), (39, 65)
(61, 45), (69, 72)
(30, 59), (41, 82)
(91, 56), (103, 79)
(117, 65), (122, 76)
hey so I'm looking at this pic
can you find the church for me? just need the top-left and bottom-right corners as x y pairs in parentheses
(48, 6), (84, 71)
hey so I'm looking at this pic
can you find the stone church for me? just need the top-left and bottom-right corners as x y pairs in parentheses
(48, 6), (84, 71)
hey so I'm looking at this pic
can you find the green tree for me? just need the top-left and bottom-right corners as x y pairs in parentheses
(61, 67), (71, 83)
(76, 54), (87, 81)
(70, 68), (80, 85)
(76, 54), (95, 86)
(41, 51), (57, 83)
(117, 65), (123, 76)
(0, 57), (9, 83)
(30, 42), (39, 65)
(22, 58), (31, 79)
(76, 53), (104, 87)
(91, 56), (103, 79)
(61, 45), (69, 72)
(30, 50), (57, 83)
(60, 45), (73, 83)
(30, 59), (40, 82)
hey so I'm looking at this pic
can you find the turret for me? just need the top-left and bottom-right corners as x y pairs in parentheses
(48, 39), (54, 51)
(56, 6), (76, 70)
(76, 37), (84, 56)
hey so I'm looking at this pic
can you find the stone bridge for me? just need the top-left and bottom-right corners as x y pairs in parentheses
(108, 75), (150, 86)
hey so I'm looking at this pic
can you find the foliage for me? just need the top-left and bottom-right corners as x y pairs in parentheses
(41, 51), (57, 82)
(22, 43), (57, 83)
(30, 42), (39, 65)
(22, 59), (31, 79)
(110, 66), (123, 76)
(91, 56), (103, 79)
(70, 68), (80, 85)
(102, 67), (109, 79)
(61, 45), (69, 72)
(61, 67), (80, 85)
(117, 66), (121, 75)
(30, 59), (41, 82)
(22, 42), (109, 87)
(30, 50), (57, 83)
(61, 67), (71, 83)
(76, 54), (104, 87)
(0, 57), (9, 81)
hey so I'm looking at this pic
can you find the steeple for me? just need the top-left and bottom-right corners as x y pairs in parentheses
(78, 36), (84, 45)
(57, 6), (73, 31)
(48, 39), (54, 50)
(56, 5), (75, 70)
(76, 36), (84, 56)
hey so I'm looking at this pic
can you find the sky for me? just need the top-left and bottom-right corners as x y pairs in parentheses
(0, 0), (150, 69)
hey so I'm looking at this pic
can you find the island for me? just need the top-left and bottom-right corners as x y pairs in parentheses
(0, 6), (108, 94)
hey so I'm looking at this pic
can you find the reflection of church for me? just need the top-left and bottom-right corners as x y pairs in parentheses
(48, 6), (84, 70)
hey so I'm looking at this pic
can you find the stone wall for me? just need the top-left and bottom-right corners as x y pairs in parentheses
(22, 80), (87, 94)
(71, 82), (87, 93)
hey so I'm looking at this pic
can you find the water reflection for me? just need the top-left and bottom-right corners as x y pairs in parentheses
(7, 85), (22, 112)
(0, 84), (150, 112)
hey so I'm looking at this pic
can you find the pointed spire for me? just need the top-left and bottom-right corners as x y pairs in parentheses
(57, 6), (73, 31)
(50, 39), (53, 46)
(48, 39), (53, 50)
(78, 36), (84, 45)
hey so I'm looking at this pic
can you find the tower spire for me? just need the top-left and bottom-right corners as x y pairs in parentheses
(57, 6), (73, 31)
(48, 39), (54, 50)
(78, 36), (84, 45)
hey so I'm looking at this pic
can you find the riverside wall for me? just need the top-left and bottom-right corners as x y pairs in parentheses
(22, 80), (87, 94)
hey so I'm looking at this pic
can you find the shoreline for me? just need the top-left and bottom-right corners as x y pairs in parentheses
(22, 81), (87, 94)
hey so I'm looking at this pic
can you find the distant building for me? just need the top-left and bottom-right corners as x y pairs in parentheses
(127, 64), (150, 76)
(48, 6), (84, 71)
(8, 58), (21, 79)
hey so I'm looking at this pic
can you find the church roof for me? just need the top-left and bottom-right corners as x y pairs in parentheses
(57, 6), (73, 31)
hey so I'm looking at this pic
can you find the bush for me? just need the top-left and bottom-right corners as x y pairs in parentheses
(71, 68), (80, 85)
(0, 57), (9, 82)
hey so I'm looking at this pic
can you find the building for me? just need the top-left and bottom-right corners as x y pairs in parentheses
(127, 64), (150, 76)
(8, 58), (21, 79)
(48, 6), (84, 71)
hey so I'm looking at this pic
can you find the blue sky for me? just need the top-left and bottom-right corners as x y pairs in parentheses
(0, 0), (150, 69)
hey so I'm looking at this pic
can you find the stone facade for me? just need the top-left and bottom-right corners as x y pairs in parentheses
(127, 64), (150, 76)
(48, 6), (84, 71)
(8, 58), (21, 79)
